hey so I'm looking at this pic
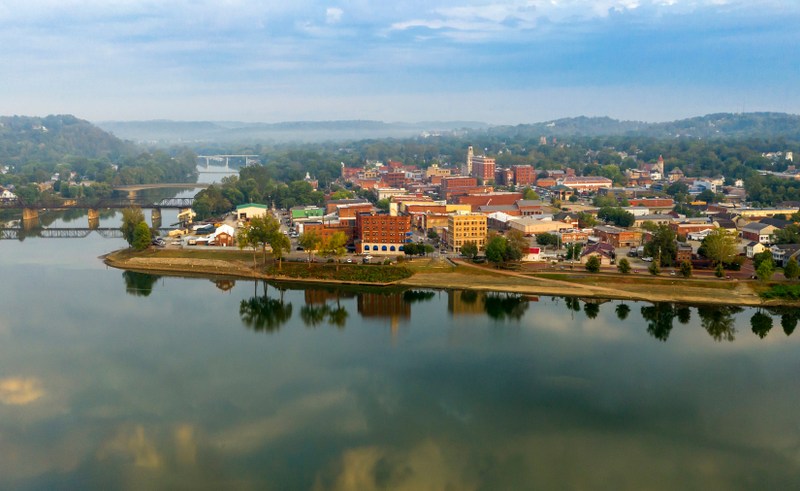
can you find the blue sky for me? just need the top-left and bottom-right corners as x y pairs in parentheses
(1, 0), (798, 124)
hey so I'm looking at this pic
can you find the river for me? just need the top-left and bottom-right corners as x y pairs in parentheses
(1, 169), (799, 490)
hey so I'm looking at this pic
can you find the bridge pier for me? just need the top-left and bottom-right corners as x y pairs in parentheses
(22, 208), (39, 228)
(88, 209), (100, 229)
(151, 208), (162, 228)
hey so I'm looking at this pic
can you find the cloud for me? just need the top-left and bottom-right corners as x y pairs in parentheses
(97, 424), (162, 469)
(326, 7), (343, 24)
(0, 377), (44, 405)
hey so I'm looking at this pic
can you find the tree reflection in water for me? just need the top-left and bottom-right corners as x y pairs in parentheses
(697, 305), (742, 342)
(750, 310), (774, 339)
(239, 281), (293, 333)
(122, 271), (161, 297)
(583, 302), (600, 319)
(615, 303), (631, 321)
(641, 303), (675, 342)
(484, 293), (529, 321)
(675, 305), (692, 325)
(564, 297), (581, 312)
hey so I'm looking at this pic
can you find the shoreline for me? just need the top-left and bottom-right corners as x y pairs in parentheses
(103, 249), (796, 307)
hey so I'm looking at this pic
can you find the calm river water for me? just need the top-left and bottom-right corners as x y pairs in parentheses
(1, 177), (800, 489)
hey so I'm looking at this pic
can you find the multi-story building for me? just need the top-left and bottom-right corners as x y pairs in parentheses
(426, 164), (452, 180)
(355, 213), (411, 255)
(302, 221), (357, 246)
(447, 212), (488, 253)
(471, 155), (496, 183)
(441, 176), (478, 191)
(512, 165), (534, 186)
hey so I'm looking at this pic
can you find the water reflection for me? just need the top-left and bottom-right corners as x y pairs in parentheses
(122, 271), (161, 297)
(239, 281), (293, 333)
(750, 310), (774, 339)
(641, 303), (675, 341)
(615, 303), (631, 321)
(697, 305), (741, 342)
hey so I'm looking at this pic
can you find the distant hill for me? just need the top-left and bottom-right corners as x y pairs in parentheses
(96, 113), (800, 145)
(0, 114), (135, 166)
(487, 112), (800, 140)
(95, 119), (490, 144)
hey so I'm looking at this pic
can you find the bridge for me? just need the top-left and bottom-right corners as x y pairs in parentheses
(0, 197), (194, 210)
(0, 227), (177, 240)
(112, 183), (210, 192)
(197, 154), (259, 169)
(0, 197), (196, 229)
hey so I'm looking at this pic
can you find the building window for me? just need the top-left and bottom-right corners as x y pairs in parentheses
(382, 245), (388, 251)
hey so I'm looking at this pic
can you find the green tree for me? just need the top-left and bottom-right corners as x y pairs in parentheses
(566, 243), (583, 261)
(460, 241), (478, 259)
(617, 257), (631, 274)
(577, 212), (597, 228)
(376, 198), (390, 212)
(784, 257), (799, 280)
(522, 187), (540, 200)
(237, 225), (261, 268)
(121, 207), (146, 246)
(536, 232), (559, 248)
(298, 231), (322, 266)
(320, 231), (347, 269)
(648, 259), (661, 275)
(246, 215), (281, 264)
(268, 230), (291, 270)
(643, 224), (677, 267)
(597, 207), (634, 227)
(504, 229), (528, 261)
(585, 255), (601, 273)
(753, 250), (774, 270)
(485, 235), (508, 267)
(715, 263), (725, 278)
(403, 243), (420, 255)
(774, 225), (800, 244)
(698, 229), (738, 266)
(756, 259), (774, 282)
(680, 260), (693, 278)
(132, 221), (152, 251)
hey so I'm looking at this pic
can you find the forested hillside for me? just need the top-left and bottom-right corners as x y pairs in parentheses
(0, 115), (135, 165)
(486, 113), (800, 140)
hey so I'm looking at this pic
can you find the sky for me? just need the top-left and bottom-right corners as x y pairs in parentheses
(1, 0), (799, 125)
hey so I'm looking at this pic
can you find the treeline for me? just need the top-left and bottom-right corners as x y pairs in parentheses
(193, 165), (329, 219)
(5, 150), (198, 206)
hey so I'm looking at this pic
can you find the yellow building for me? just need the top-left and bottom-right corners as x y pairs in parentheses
(447, 212), (488, 253)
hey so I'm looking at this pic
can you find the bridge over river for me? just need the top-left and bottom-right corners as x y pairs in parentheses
(0, 227), (177, 240)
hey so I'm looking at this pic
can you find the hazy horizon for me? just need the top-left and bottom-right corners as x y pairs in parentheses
(3, 1), (798, 125)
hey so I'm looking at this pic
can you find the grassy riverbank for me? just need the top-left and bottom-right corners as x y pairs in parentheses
(104, 248), (798, 307)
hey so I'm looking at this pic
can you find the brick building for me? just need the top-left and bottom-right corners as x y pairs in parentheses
(593, 225), (642, 247)
(355, 213), (411, 254)
(471, 155), (496, 183)
(303, 221), (357, 245)
(512, 165), (534, 186)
